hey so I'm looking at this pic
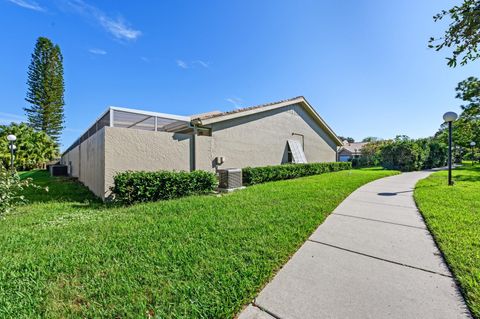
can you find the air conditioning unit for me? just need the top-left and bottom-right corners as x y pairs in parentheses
(49, 164), (68, 176)
(217, 168), (244, 191)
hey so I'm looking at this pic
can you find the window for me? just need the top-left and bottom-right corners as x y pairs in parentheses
(339, 155), (351, 162)
(287, 140), (307, 163)
(287, 147), (293, 163)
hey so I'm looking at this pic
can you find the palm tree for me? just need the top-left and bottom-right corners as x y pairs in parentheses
(0, 123), (59, 170)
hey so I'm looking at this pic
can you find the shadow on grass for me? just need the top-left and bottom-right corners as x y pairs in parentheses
(20, 170), (103, 206)
(452, 165), (480, 182)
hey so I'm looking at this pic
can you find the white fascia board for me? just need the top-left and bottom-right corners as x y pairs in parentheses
(109, 106), (190, 122)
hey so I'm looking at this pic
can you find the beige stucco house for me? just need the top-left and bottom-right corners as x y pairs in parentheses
(338, 141), (367, 162)
(61, 96), (343, 199)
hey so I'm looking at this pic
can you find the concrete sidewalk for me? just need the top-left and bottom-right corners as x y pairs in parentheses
(238, 171), (471, 319)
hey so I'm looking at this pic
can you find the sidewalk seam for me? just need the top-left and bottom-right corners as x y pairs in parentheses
(350, 198), (417, 209)
(251, 302), (283, 319)
(333, 213), (427, 230)
(307, 239), (452, 278)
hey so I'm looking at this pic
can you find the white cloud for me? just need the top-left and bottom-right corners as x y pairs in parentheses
(67, 0), (141, 41)
(0, 112), (26, 124)
(88, 48), (107, 55)
(225, 97), (243, 109)
(7, 0), (45, 11)
(99, 15), (141, 40)
(192, 60), (209, 68)
(140, 56), (149, 62)
(176, 59), (210, 69)
(176, 59), (188, 69)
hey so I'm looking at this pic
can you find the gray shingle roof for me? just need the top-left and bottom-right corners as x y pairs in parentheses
(191, 96), (304, 121)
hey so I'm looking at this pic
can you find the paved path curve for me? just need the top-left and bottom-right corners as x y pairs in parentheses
(238, 171), (472, 319)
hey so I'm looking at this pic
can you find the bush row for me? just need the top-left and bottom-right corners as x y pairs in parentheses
(355, 136), (448, 172)
(112, 170), (217, 204)
(242, 162), (352, 185)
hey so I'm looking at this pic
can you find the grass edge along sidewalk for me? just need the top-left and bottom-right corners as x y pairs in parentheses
(0, 168), (397, 318)
(415, 165), (480, 319)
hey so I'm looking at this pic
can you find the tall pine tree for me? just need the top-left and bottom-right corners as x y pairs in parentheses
(24, 37), (65, 143)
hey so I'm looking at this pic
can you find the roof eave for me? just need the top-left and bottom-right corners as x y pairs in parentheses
(194, 97), (305, 126)
(195, 97), (343, 147)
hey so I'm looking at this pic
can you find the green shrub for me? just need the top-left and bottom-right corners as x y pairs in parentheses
(358, 141), (386, 167)
(242, 162), (352, 185)
(378, 136), (448, 172)
(419, 138), (448, 169)
(0, 167), (41, 217)
(380, 137), (426, 171)
(112, 170), (218, 204)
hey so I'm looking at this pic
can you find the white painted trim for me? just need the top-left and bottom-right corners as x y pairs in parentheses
(109, 107), (114, 127)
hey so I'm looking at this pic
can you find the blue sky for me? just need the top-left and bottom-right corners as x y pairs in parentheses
(0, 0), (477, 150)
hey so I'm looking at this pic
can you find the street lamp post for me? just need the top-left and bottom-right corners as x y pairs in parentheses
(470, 141), (476, 165)
(6, 134), (17, 173)
(443, 112), (458, 186)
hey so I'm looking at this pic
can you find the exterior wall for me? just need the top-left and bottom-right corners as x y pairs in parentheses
(61, 145), (80, 177)
(61, 102), (339, 199)
(61, 129), (106, 198)
(79, 129), (106, 198)
(196, 103), (338, 171)
(103, 127), (192, 198)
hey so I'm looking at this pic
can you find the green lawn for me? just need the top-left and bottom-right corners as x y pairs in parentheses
(415, 166), (480, 318)
(1, 169), (397, 318)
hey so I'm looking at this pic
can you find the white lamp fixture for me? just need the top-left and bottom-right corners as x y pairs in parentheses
(443, 112), (458, 123)
(9, 144), (16, 151)
(6, 134), (16, 142)
(471, 141), (476, 147)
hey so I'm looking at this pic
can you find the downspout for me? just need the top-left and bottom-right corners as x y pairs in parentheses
(192, 125), (197, 171)
(188, 121), (201, 171)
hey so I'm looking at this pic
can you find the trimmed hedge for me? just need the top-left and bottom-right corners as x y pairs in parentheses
(242, 162), (352, 185)
(379, 137), (448, 172)
(112, 170), (217, 204)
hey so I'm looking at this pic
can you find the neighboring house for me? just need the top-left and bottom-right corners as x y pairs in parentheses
(338, 141), (367, 162)
(61, 96), (343, 199)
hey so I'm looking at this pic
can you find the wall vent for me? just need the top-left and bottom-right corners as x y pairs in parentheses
(217, 168), (243, 190)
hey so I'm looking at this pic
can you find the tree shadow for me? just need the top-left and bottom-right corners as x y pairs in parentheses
(377, 190), (413, 196)
(453, 174), (480, 182)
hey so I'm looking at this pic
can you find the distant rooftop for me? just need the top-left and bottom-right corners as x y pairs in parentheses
(340, 142), (367, 154)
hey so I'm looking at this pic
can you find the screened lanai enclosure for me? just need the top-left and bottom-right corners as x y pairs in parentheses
(64, 107), (191, 154)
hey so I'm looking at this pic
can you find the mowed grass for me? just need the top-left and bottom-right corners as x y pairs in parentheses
(1, 169), (397, 318)
(415, 166), (480, 318)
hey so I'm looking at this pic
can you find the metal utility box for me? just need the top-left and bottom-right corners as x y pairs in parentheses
(217, 168), (243, 191)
